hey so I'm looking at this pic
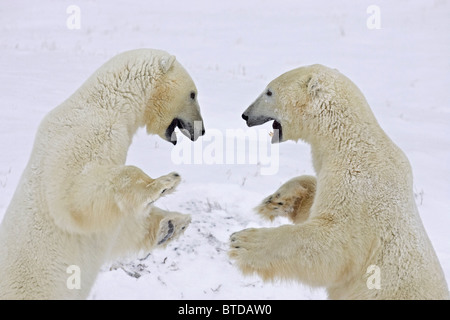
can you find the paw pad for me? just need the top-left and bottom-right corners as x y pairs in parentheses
(157, 220), (174, 245)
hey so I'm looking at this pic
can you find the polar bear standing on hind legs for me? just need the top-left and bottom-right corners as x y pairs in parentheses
(0, 49), (205, 300)
(230, 64), (449, 300)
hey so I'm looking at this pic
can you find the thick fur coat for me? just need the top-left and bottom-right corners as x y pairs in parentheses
(0, 49), (204, 299)
(231, 64), (449, 300)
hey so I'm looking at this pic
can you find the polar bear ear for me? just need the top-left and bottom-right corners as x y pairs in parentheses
(159, 55), (176, 74)
(307, 74), (322, 96)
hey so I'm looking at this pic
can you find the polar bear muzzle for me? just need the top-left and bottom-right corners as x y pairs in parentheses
(165, 117), (205, 145)
(241, 111), (283, 144)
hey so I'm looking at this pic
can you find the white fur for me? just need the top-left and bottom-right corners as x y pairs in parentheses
(0, 49), (200, 299)
(231, 64), (449, 300)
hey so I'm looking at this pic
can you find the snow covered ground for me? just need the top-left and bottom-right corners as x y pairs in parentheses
(0, 0), (449, 300)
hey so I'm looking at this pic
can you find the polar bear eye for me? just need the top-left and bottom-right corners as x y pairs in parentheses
(266, 90), (272, 97)
(190, 92), (196, 100)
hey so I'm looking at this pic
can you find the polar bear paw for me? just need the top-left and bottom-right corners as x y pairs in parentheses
(156, 213), (191, 247)
(229, 227), (282, 280)
(146, 172), (181, 205)
(256, 175), (316, 224)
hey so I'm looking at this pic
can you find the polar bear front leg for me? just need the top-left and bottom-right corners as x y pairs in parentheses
(58, 165), (181, 233)
(104, 166), (182, 219)
(229, 220), (350, 286)
(110, 206), (191, 258)
(229, 227), (285, 280)
(256, 175), (316, 224)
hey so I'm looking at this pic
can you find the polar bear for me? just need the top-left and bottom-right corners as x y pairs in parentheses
(0, 49), (205, 300)
(229, 64), (449, 300)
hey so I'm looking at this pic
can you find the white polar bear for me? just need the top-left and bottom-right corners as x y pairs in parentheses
(0, 49), (205, 300)
(230, 64), (449, 300)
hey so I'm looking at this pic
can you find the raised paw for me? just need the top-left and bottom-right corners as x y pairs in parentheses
(155, 172), (181, 196)
(155, 212), (191, 247)
(145, 172), (181, 205)
(256, 175), (316, 224)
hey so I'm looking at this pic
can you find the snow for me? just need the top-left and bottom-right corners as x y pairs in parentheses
(1, 0), (449, 300)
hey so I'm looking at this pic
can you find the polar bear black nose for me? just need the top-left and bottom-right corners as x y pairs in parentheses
(242, 113), (249, 121)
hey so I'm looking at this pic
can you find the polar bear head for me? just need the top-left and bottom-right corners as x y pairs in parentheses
(146, 54), (206, 145)
(97, 49), (205, 145)
(242, 64), (372, 144)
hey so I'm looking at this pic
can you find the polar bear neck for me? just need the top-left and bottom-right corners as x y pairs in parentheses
(307, 98), (389, 175)
(72, 63), (162, 138)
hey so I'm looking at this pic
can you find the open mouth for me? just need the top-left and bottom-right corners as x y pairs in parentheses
(165, 118), (187, 145)
(165, 118), (205, 145)
(269, 120), (282, 144)
(242, 113), (282, 143)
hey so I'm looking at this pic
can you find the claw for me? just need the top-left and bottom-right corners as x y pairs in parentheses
(157, 220), (174, 245)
